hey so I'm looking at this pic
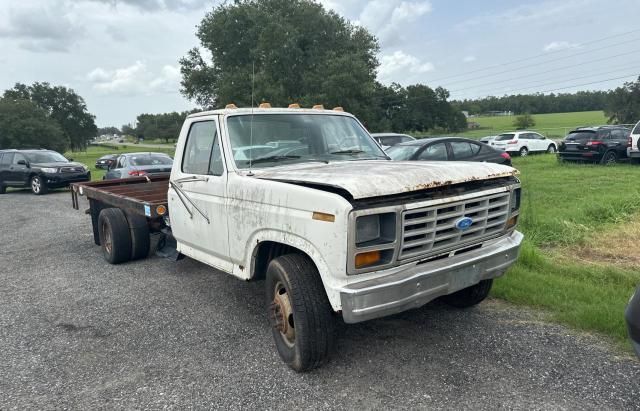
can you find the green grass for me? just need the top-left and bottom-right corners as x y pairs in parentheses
(441, 110), (609, 139)
(494, 154), (640, 347)
(66, 145), (175, 180)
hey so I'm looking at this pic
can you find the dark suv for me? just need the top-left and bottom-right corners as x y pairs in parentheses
(0, 149), (90, 195)
(558, 126), (631, 164)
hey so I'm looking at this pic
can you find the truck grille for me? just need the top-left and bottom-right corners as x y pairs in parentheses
(399, 192), (511, 260)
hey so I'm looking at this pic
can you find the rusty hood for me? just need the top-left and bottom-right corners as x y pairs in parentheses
(253, 160), (518, 200)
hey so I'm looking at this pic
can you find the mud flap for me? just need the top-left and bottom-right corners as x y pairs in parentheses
(155, 229), (184, 261)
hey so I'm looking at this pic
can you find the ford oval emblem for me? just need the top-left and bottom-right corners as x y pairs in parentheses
(455, 217), (473, 231)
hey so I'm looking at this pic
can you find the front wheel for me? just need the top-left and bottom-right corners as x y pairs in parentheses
(519, 147), (529, 157)
(265, 254), (335, 372)
(30, 175), (48, 195)
(547, 144), (556, 153)
(442, 279), (493, 308)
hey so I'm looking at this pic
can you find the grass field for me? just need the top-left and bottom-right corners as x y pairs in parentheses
(65, 145), (638, 349)
(493, 154), (640, 348)
(445, 110), (609, 139)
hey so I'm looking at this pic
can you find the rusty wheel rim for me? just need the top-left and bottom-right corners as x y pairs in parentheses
(102, 221), (112, 255)
(270, 281), (295, 347)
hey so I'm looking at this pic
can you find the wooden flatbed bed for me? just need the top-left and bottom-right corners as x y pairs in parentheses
(71, 174), (170, 247)
(71, 174), (169, 219)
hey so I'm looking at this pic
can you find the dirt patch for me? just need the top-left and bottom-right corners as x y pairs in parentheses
(568, 217), (640, 269)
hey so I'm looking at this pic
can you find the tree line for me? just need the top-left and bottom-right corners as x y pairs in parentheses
(0, 83), (97, 153)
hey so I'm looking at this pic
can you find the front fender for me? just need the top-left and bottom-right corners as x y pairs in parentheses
(236, 229), (345, 311)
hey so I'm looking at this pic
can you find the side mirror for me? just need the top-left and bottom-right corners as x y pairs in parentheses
(17, 159), (28, 166)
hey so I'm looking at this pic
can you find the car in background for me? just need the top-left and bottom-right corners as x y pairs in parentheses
(479, 135), (497, 144)
(627, 120), (640, 163)
(386, 137), (512, 166)
(95, 154), (118, 169)
(104, 152), (173, 180)
(489, 131), (557, 157)
(558, 126), (631, 164)
(626, 286), (640, 358)
(0, 149), (90, 195)
(371, 133), (416, 149)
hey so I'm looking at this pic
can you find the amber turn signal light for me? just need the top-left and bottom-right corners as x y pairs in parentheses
(355, 250), (381, 268)
(506, 215), (518, 229)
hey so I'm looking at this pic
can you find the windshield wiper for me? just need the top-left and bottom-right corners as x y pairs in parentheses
(250, 155), (301, 164)
(330, 149), (366, 155)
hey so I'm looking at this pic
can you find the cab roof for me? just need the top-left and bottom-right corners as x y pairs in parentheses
(187, 107), (354, 118)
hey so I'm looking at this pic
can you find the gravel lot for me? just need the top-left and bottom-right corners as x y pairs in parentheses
(1, 190), (639, 410)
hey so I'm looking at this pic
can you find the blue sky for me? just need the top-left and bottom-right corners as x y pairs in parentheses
(0, 0), (638, 126)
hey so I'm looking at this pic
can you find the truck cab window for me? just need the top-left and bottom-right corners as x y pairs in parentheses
(182, 121), (223, 176)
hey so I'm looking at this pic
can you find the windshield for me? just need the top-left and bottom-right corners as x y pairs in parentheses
(495, 133), (515, 141)
(129, 154), (173, 166)
(25, 151), (68, 163)
(226, 114), (386, 169)
(386, 144), (420, 160)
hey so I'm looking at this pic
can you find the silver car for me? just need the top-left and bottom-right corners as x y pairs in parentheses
(104, 152), (173, 179)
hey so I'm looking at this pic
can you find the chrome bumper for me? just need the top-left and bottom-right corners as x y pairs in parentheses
(340, 231), (523, 323)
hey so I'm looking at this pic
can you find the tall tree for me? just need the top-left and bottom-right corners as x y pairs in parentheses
(180, 0), (379, 120)
(605, 76), (640, 124)
(0, 98), (67, 153)
(3, 82), (97, 151)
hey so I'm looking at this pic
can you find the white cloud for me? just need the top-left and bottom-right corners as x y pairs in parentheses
(543, 41), (580, 52)
(463, 55), (476, 63)
(378, 50), (434, 83)
(359, 1), (431, 45)
(87, 61), (180, 95)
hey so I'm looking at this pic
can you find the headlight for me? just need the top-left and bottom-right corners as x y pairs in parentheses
(355, 213), (396, 247)
(41, 167), (57, 173)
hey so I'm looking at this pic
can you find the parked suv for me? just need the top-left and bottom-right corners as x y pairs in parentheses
(627, 286), (640, 358)
(558, 126), (631, 164)
(490, 131), (556, 157)
(0, 149), (90, 194)
(627, 120), (640, 163)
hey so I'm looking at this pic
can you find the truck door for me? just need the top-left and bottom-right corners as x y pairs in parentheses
(169, 119), (232, 272)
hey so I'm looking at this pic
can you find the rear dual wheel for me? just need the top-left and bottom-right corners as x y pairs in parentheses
(98, 208), (150, 264)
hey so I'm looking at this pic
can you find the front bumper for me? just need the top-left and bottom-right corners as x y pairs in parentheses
(44, 172), (91, 188)
(340, 231), (523, 323)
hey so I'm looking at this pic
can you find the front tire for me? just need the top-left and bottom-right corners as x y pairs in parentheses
(265, 254), (335, 372)
(519, 147), (529, 157)
(442, 279), (493, 308)
(30, 175), (48, 195)
(98, 208), (132, 264)
(547, 144), (556, 153)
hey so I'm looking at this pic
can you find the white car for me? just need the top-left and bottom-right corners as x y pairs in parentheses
(490, 131), (557, 157)
(626, 120), (640, 163)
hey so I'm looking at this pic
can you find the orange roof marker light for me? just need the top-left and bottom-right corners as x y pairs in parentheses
(288, 103), (301, 109)
(225, 103), (238, 109)
(333, 106), (344, 112)
(259, 102), (272, 108)
(312, 104), (324, 110)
